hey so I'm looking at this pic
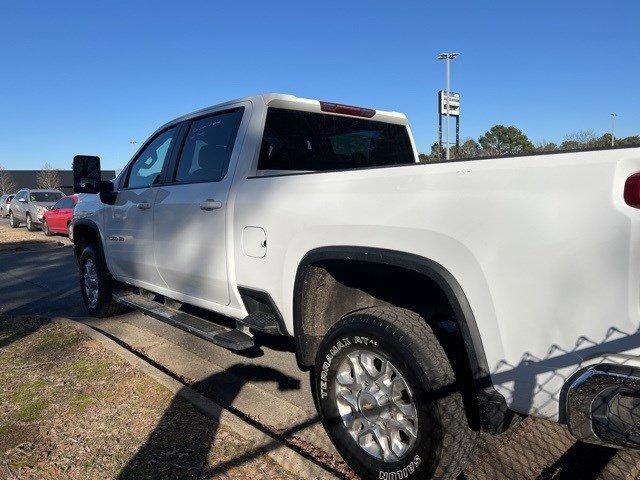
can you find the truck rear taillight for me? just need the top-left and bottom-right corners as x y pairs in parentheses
(320, 101), (376, 118)
(624, 173), (640, 208)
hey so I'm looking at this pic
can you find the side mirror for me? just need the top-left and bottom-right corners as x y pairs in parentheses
(73, 155), (102, 194)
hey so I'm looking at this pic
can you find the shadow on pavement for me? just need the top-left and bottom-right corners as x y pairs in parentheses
(536, 442), (617, 480)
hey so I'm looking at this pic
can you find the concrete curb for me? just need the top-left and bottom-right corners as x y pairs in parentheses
(54, 317), (337, 480)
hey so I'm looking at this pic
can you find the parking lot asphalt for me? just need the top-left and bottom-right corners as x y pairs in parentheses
(3, 217), (640, 479)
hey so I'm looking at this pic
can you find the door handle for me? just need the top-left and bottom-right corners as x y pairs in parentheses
(200, 199), (222, 211)
(137, 202), (151, 210)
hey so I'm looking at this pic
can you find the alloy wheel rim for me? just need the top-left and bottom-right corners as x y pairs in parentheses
(334, 349), (418, 462)
(83, 258), (99, 310)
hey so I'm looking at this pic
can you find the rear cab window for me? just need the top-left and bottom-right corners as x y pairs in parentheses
(257, 108), (415, 174)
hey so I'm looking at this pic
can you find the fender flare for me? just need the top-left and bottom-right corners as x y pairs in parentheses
(293, 246), (510, 433)
(72, 218), (107, 262)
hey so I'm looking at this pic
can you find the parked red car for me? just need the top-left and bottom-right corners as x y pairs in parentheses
(42, 194), (77, 240)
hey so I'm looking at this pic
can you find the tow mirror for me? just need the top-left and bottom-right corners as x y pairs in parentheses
(73, 155), (101, 194)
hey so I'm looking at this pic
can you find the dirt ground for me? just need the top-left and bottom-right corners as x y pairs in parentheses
(0, 318), (301, 480)
(0, 220), (70, 252)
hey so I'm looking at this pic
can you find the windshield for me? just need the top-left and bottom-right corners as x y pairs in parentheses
(30, 191), (63, 202)
(257, 108), (415, 172)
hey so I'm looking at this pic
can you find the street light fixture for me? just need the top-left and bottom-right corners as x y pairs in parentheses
(437, 52), (460, 160)
(611, 113), (618, 147)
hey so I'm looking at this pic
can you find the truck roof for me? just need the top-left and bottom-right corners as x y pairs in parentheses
(162, 93), (409, 130)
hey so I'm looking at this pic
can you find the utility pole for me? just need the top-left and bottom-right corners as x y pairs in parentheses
(437, 52), (460, 160)
(130, 139), (138, 160)
(611, 113), (617, 147)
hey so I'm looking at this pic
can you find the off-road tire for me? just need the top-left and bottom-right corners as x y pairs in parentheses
(79, 243), (125, 318)
(26, 213), (37, 231)
(313, 306), (478, 480)
(43, 219), (53, 236)
(9, 211), (19, 228)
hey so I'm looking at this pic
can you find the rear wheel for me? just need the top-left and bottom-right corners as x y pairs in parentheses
(43, 219), (53, 236)
(79, 243), (125, 317)
(313, 306), (478, 480)
(26, 213), (37, 231)
(9, 211), (20, 228)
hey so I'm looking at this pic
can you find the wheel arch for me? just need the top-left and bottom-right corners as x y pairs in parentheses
(72, 218), (106, 265)
(293, 246), (510, 434)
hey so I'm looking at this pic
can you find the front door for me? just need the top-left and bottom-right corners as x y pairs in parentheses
(47, 199), (64, 231)
(105, 126), (179, 287)
(154, 107), (245, 306)
(48, 197), (69, 231)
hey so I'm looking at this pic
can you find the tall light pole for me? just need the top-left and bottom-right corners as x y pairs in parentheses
(437, 52), (460, 160)
(611, 113), (617, 147)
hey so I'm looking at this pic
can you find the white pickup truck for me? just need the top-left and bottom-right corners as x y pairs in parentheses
(72, 93), (640, 479)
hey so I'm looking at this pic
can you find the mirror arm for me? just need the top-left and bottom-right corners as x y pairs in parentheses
(99, 180), (117, 205)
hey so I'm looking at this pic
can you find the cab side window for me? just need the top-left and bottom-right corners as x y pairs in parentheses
(174, 108), (244, 184)
(126, 127), (179, 189)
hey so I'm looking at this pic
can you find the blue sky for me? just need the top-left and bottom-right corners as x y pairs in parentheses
(0, 0), (638, 170)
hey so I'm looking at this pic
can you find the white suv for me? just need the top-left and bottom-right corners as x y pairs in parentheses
(9, 188), (64, 231)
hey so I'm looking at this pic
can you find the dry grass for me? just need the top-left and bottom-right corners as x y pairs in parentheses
(0, 318), (300, 479)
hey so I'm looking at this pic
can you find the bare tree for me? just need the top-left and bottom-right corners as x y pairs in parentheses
(535, 140), (559, 152)
(0, 165), (17, 194)
(36, 162), (62, 189)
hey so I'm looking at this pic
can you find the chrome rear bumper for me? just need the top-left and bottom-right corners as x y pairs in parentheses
(566, 364), (640, 449)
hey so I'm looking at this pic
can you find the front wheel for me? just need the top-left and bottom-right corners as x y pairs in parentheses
(9, 211), (19, 228)
(26, 213), (37, 231)
(79, 244), (125, 317)
(313, 307), (478, 480)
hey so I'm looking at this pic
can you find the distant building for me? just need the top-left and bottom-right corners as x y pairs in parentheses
(3, 170), (117, 195)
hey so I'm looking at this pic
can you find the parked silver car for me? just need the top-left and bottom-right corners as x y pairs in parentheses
(9, 188), (64, 231)
(0, 194), (14, 217)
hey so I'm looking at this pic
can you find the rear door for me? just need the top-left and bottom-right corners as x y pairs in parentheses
(153, 106), (246, 306)
(105, 126), (180, 287)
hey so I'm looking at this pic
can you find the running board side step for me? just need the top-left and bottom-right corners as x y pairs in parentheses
(112, 291), (255, 351)
(566, 364), (640, 449)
